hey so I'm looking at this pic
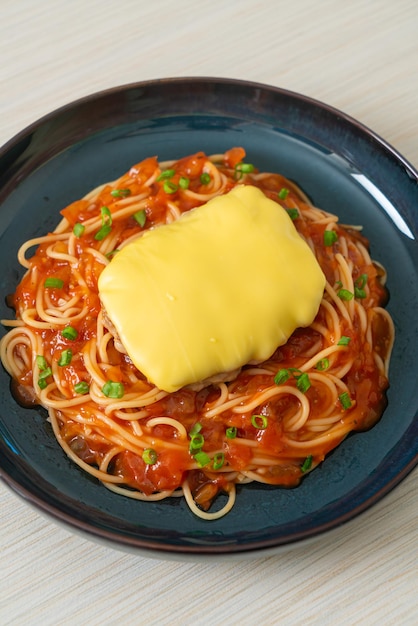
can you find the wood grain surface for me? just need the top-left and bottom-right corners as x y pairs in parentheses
(0, 1), (417, 624)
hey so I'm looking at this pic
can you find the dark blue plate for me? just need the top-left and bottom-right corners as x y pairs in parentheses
(0, 78), (417, 558)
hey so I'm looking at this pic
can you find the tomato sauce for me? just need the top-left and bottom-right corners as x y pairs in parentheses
(4, 149), (393, 513)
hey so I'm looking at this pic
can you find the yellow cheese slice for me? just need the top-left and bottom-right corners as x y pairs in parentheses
(98, 185), (325, 392)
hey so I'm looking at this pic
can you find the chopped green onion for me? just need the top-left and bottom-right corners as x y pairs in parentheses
(338, 336), (351, 346)
(133, 209), (146, 227)
(354, 273), (368, 299)
(189, 422), (202, 436)
(111, 188), (131, 198)
(251, 414), (268, 429)
(354, 288), (367, 299)
(275, 368), (311, 393)
(194, 451), (211, 467)
(238, 163), (255, 173)
(179, 176), (190, 189)
(324, 230), (338, 246)
(315, 357), (330, 371)
(274, 368), (291, 385)
(355, 273), (368, 288)
(36, 355), (48, 371)
(296, 372), (311, 393)
(38, 367), (52, 388)
(73, 222), (85, 238)
(157, 169), (175, 181)
(94, 206), (112, 241)
(61, 326), (78, 341)
(200, 172), (211, 185)
(337, 288), (354, 301)
(234, 162), (255, 180)
(286, 208), (299, 221)
(163, 180), (178, 194)
(301, 454), (313, 473)
(226, 426), (237, 439)
(102, 380), (125, 399)
(58, 349), (72, 367)
(44, 277), (64, 289)
(58, 349), (72, 366)
(142, 448), (158, 465)
(212, 452), (225, 470)
(278, 187), (290, 200)
(339, 391), (352, 410)
(106, 249), (119, 259)
(189, 433), (205, 453)
(38, 366), (52, 380)
(74, 381), (90, 395)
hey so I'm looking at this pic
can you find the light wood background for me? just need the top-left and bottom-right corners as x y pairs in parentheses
(0, 1), (417, 624)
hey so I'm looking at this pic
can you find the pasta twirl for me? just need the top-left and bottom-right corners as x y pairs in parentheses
(0, 147), (394, 520)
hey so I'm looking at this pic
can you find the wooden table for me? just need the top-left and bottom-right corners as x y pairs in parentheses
(1, 1), (417, 624)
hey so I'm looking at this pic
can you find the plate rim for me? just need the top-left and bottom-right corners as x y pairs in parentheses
(1, 76), (417, 178)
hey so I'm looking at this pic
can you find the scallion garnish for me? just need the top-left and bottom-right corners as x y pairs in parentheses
(73, 222), (85, 238)
(189, 433), (205, 453)
(275, 368), (311, 393)
(274, 368), (291, 385)
(36, 355), (48, 371)
(179, 176), (190, 189)
(226, 426), (237, 439)
(239, 163), (255, 173)
(355, 289), (367, 299)
(212, 452), (225, 470)
(189, 422), (202, 436)
(274, 369), (290, 385)
(296, 372), (311, 393)
(286, 208), (299, 221)
(157, 169), (175, 181)
(354, 273), (368, 299)
(278, 187), (290, 200)
(234, 162), (255, 180)
(111, 188), (131, 198)
(133, 209), (146, 227)
(102, 380), (125, 399)
(200, 172), (211, 185)
(315, 357), (330, 371)
(106, 249), (119, 259)
(337, 336), (351, 346)
(38, 367), (52, 380)
(58, 349), (73, 366)
(339, 391), (352, 410)
(324, 230), (338, 246)
(74, 381), (90, 395)
(251, 414), (268, 429)
(142, 448), (158, 465)
(44, 277), (64, 289)
(61, 326), (78, 341)
(337, 288), (354, 301)
(163, 180), (178, 194)
(38, 367), (52, 389)
(194, 451), (211, 467)
(301, 454), (313, 473)
(94, 206), (112, 241)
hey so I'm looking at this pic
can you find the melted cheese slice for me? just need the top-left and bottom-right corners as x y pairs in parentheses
(98, 185), (325, 392)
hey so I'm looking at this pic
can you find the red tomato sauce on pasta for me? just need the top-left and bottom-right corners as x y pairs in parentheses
(1, 148), (394, 519)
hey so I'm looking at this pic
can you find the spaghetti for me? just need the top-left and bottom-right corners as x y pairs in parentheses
(0, 147), (394, 520)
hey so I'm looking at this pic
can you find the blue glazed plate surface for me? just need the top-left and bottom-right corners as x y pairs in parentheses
(0, 78), (417, 558)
